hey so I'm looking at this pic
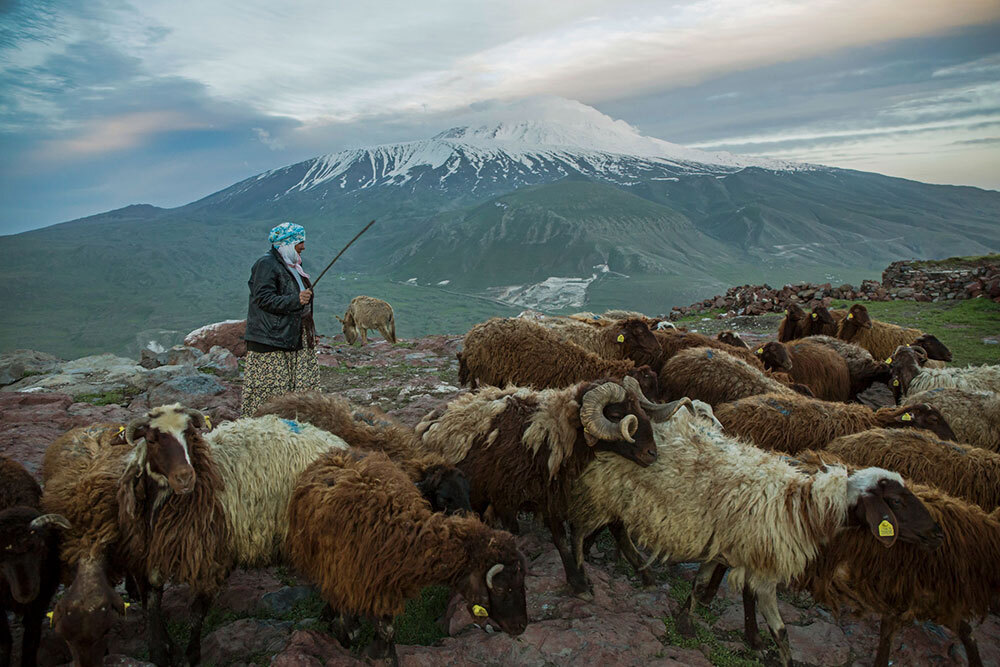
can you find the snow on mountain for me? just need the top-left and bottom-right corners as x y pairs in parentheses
(271, 101), (814, 197)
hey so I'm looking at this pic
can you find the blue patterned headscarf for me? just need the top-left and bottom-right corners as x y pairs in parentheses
(269, 222), (305, 248)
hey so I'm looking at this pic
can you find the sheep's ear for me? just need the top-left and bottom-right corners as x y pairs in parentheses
(857, 494), (898, 548)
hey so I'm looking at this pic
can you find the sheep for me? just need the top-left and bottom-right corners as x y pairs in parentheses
(913, 333), (952, 363)
(777, 302), (809, 342)
(115, 405), (349, 665)
(825, 428), (1000, 510)
(656, 347), (800, 406)
(836, 303), (951, 362)
(714, 393), (957, 454)
(337, 295), (396, 345)
(416, 377), (688, 595)
(537, 317), (664, 371)
(799, 484), (999, 667)
(888, 344), (1000, 401)
(567, 408), (943, 667)
(286, 449), (527, 663)
(756, 340), (851, 402)
(255, 391), (471, 514)
(716, 330), (749, 349)
(800, 335), (891, 400)
(903, 387), (1000, 452)
(804, 305), (846, 337)
(457, 318), (659, 400)
(1, 455), (70, 667)
(654, 328), (764, 368)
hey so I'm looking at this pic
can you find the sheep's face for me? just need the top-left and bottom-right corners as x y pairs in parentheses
(625, 365), (659, 402)
(339, 312), (358, 344)
(461, 548), (528, 637)
(595, 398), (656, 467)
(616, 319), (664, 370)
(130, 406), (203, 494)
(887, 347), (923, 400)
(847, 470), (942, 549)
(758, 342), (792, 373)
(911, 334), (952, 362)
(415, 464), (472, 515)
(785, 303), (806, 321)
(0, 507), (65, 605)
(53, 557), (126, 667)
(809, 306), (836, 333)
(890, 404), (956, 442)
(716, 331), (748, 350)
(844, 304), (873, 330)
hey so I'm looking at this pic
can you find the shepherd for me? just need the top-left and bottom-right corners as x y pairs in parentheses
(241, 222), (320, 417)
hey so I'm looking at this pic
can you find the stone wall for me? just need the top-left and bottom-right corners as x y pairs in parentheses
(882, 259), (1000, 303)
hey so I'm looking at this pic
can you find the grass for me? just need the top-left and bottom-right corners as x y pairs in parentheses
(909, 253), (998, 270)
(830, 297), (1000, 365)
(72, 385), (142, 405)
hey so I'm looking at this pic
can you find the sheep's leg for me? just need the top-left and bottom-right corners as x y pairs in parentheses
(873, 614), (900, 667)
(549, 517), (591, 598)
(697, 563), (727, 605)
(609, 522), (655, 586)
(755, 584), (790, 667)
(19, 604), (43, 667)
(956, 621), (983, 667)
(147, 586), (175, 667)
(324, 605), (363, 648)
(360, 328), (369, 346)
(742, 585), (765, 650)
(364, 616), (398, 667)
(676, 562), (719, 637)
(183, 592), (213, 666)
(0, 607), (12, 667)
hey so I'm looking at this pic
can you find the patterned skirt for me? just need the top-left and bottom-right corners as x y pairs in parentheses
(240, 335), (320, 417)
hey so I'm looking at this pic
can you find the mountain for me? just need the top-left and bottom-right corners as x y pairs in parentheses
(3, 101), (999, 358)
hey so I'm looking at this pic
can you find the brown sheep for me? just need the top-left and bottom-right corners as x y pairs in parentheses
(539, 317), (664, 371)
(804, 305), (846, 337)
(714, 393), (957, 454)
(777, 302), (808, 342)
(716, 330), (750, 350)
(255, 391), (471, 514)
(655, 329), (764, 368)
(458, 318), (659, 400)
(888, 345), (1000, 402)
(836, 304), (950, 362)
(800, 335), (891, 400)
(903, 387), (1000, 452)
(286, 450), (527, 663)
(337, 295), (396, 345)
(416, 378), (688, 596)
(799, 484), (999, 667)
(657, 347), (798, 406)
(0, 454), (41, 510)
(757, 340), (851, 402)
(825, 428), (1000, 510)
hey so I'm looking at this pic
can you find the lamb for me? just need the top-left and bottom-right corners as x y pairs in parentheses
(255, 391), (471, 513)
(656, 347), (799, 406)
(337, 295), (396, 345)
(654, 328), (764, 368)
(286, 450), (527, 663)
(1, 455), (70, 667)
(836, 303), (951, 362)
(115, 405), (349, 665)
(799, 484), (999, 667)
(777, 302), (808, 341)
(888, 344), (1000, 401)
(825, 428), (1000, 510)
(416, 377), (688, 595)
(457, 318), (659, 400)
(756, 339), (851, 402)
(713, 392), (957, 454)
(903, 387), (1000, 452)
(800, 335), (890, 400)
(567, 408), (943, 667)
(537, 316), (664, 370)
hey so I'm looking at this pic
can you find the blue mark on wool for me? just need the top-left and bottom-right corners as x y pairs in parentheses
(766, 398), (791, 416)
(706, 350), (713, 359)
(282, 419), (302, 434)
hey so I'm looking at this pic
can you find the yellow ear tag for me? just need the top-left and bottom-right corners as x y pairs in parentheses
(811, 313), (817, 319)
(472, 604), (489, 617)
(878, 520), (895, 537)
(204, 415), (212, 430)
(47, 611), (54, 627)
(117, 425), (125, 435)
(756, 347), (763, 355)
(885, 357), (892, 364)
(892, 379), (900, 386)
(847, 313), (853, 319)
(616, 334), (625, 343)
(124, 602), (131, 616)
(901, 413), (913, 421)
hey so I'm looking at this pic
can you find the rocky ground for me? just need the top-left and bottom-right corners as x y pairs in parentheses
(1, 321), (997, 666)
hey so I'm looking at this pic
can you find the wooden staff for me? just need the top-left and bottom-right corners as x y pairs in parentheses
(311, 219), (376, 288)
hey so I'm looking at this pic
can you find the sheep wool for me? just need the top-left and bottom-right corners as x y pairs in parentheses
(658, 347), (794, 406)
(903, 387), (1000, 452)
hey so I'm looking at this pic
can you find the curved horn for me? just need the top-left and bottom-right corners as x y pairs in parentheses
(619, 414), (638, 443)
(30, 514), (71, 531)
(125, 416), (150, 446)
(486, 563), (504, 590)
(580, 382), (627, 442)
(643, 397), (693, 423)
(181, 407), (207, 429)
(620, 375), (645, 400)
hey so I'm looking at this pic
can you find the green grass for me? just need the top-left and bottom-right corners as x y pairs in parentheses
(674, 308), (728, 324)
(830, 297), (1000, 365)
(72, 386), (142, 405)
(909, 253), (999, 269)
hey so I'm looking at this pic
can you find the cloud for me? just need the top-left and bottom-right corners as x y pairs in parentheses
(33, 111), (207, 159)
(252, 127), (285, 151)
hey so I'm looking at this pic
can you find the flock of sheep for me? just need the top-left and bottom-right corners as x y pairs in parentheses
(1, 299), (999, 667)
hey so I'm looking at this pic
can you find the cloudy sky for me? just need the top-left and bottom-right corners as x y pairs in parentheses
(1, 0), (999, 234)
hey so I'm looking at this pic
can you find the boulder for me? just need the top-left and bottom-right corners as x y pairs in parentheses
(0, 349), (62, 386)
(145, 373), (227, 406)
(270, 630), (361, 667)
(202, 619), (293, 666)
(185, 320), (247, 357)
(1, 354), (146, 397)
(164, 345), (204, 367)
(256, 586), (317, 616)
(788, 621), (850, 666)
(199, 346), (239, 374)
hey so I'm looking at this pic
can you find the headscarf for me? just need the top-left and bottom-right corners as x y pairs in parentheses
(269, 222), (310, 282)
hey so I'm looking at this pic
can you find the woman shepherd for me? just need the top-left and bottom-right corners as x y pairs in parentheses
(241, 222), (320, 417)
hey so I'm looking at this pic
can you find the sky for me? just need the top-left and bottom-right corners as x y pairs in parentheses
(1, 0), (999, 235)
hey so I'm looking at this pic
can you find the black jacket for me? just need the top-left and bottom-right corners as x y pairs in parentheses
(244, 248), (313, 350)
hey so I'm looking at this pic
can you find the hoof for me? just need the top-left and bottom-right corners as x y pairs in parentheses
(573, 589), (595, 602)
(746, 633), (766, 651)
(674, 613), (696, 638)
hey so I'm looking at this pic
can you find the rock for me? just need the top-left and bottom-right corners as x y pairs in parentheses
(0, 349), (62, 386)
(199, 345), (239, 374)
(257, 585), (317, 616)
(271, 630), (361, 666)
(164, 345), (204, 367)
(103, 657), (156, 666)
(145, 372), (226, 406)
(2, 354), (146, 397)
(788, 621), (850, 666)
(139, 349), (164, 369)
(0, 392), (76, 471)
(896, 287), (915, 298)
(184, 320), (247, 357)
(214, 568), (287, 614)
(202, 618), (293, 666)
